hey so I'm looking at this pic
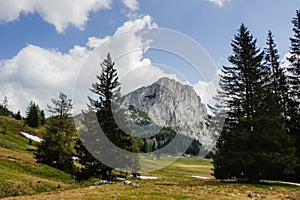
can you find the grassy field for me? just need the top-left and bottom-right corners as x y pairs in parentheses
(3, 157), (300, 200)
(0, 116), (300, 199)
(0, 116), (77, 198)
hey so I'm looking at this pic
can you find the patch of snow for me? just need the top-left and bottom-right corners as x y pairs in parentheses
(20, 132), (43, 143)
(264, 180), (300, 187)
(139, 175), (159, 180)
(72, 156), (80, 161)
(129, 175), (159, 179)
(191, 175), (211, 180)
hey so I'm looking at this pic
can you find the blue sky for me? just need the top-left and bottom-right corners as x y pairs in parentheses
(0, 0), (299, 114)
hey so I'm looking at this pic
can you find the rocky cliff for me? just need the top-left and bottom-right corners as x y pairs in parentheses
(123, 77), (215, 148)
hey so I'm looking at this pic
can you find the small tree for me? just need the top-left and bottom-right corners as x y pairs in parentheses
(47, 92), (72, 117)
(35, 93), (76, 174)
(0, 97), (13, 116)
(40, 110), (45, 125)
(25, 101), (41, 128)
(14, 111), (22, 120)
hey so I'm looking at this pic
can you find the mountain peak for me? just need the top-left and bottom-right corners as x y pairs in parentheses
(124, 77), (214, 147)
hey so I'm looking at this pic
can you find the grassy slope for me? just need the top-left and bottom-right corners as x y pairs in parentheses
(0, 116), (299, 199)
(4, 157), (300, 200)
(0, 116), (76, 198)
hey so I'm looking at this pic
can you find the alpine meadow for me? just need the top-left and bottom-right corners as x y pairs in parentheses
(0, 1), (300, 199)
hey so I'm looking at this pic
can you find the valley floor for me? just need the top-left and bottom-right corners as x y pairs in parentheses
(3, 157), (300, 200)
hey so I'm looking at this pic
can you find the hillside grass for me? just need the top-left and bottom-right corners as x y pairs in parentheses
(0, 115), (299, 199)
(0, 116), (77, 198)
(4, 156), (300, 200)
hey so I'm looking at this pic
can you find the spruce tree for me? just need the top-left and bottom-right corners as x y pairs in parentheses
(265, 30), (289, 115)
(25, 101), (41, 128)
(258, 33), (297, 179)
(40, 110), (45, 125)
(74, 138), (108, 181)
(14, 111), (22, 120)
(287, 9), (300, 181)
(78, 53), (138, 179)
(213, 24), (297, 182)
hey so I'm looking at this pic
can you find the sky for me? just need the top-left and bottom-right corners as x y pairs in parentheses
(0, 0), (299, 115)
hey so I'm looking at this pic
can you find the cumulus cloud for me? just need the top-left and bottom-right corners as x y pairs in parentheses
(0, 44), (89, 114)
(207, 0), (230, 7)
(193, 70), (220, 107)
(0, 14), (219, 116)
(122, 0), (139, 11)
(0, 0), (112, 33)
(72, 15), (168, 114)
(0, 15), (164, 115)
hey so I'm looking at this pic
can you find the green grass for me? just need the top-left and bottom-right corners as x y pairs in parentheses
(0, 116), (77, 198)
(4, 156), (300, 200)
(0, 158), (76, 198)
(0, 116), (44, 151)
(1, 115), (300, 200)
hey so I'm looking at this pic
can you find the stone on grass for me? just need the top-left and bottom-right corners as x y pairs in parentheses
(131, 183), (140, 188)
(248, 192), (260, 198)
(95, 180), (113, 186)
(124, 180), (132, 185)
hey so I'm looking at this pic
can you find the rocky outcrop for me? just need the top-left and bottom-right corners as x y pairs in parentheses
(123, 77), (215, 148)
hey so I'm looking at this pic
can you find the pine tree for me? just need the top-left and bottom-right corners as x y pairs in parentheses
(35, 93), (76, 174)
(40, 110), (45, 125)
(74, 138), (108, 181)
(47, 92), (72, 117)
(287, 9), (300, 181)
(14, 111), (22, 120)
(262, 30), (299, 180)
(213, 24), (297, 182)
(25, 101), (41, 128)
(78, 53), (138, 179)
(265, 31), (289, 115)
(0, 97), (13, 116)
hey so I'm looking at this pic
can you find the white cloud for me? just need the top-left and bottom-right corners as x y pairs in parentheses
(207, 0), (230, 7)
(0, 44), (89, 115)
(122, 0), (139, 11)
(193, 70), (220, 107)
(73, 15), (164, 113)
(0, 14), (219, 116)
(0, 0), (112, 33)
(0, 15), (164, 115)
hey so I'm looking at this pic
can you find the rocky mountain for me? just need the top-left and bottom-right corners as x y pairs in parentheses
(122, 77), (215, 148)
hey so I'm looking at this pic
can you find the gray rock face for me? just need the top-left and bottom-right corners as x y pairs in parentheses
(124, 77), (215, 148)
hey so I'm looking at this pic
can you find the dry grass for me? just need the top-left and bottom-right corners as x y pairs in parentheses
(0, 147), (36, 163)
(3, 157), (300, 200)
(4, 178), (300, 200)
(1, 116), (299, 199)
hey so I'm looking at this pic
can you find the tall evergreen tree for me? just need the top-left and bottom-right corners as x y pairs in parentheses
(78, 53), (138, 179)
(264, 31), (289, 124)
(74, 137), (108, 181)
(287, 9), (300, 180)
(213, 24), (297, 182)
(265, 31), (288, 104)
